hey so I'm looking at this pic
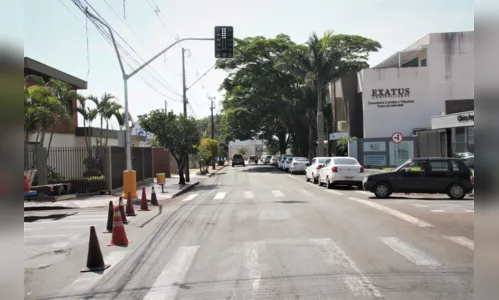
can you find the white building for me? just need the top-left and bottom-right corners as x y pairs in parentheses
(359, 31), (474, 139)
(228, 139), (266, 158)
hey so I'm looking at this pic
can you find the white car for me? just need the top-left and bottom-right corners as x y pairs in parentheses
(270, 155), (279, 166)
(305, 157), (329, 184)
(288, 157), (309, 174)
(318, 156), (364, 189)
(264, 155), (272, 164)
(279, 155), (293, 170)
(283, 157), (294, 172)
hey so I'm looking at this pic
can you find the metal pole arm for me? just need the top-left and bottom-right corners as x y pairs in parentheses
(127, 38), (214, 79)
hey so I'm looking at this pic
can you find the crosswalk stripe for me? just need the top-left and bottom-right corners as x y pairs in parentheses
(244, 191), (255, 199)
(310, 238), (383, 298)
(25, 234), (72, 239)
(57, 251), (128, 297)
(300, 190), (313, 196)
(381, 237), (440, 266)
(326, 189), (345, 196)
(143, 246), (199, 300)
(356, 191), (372, 196)
(213, 192), (226, 200)
(271, 190), (285, 197)
(244, 241), (264, 299)
(348, 197), (433, 228)
(444, 236), (474, 250)
(411, 204), (429, 208)
(183, 193), (199, 202)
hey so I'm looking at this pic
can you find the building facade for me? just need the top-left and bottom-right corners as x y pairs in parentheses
(360, 31), (474, 139)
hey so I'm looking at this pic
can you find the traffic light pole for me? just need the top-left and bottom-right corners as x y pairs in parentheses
(209, 96), (216, 170)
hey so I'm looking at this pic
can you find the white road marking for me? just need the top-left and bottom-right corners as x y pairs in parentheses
(444, 236), (474, 251)
(27, 218), (105, 224)
(24, 234), (72, 239)
(356, 191), (372, 196)
(326, 189), (345, 196)
(381, 237), (440, 267)
(213, 192), (226, 200)
(311, 238), (383, 298)
(465, 209), (474, 213)
(63, 214), (108, 219)
(348, 197), (433, 228)
(411, 204), (429, 208)
(51, 242), (70, 248)
(182, 193), (199, 202)
(300, 190), (314, 196)
(271, 190), (285, 197)
(57, 251), (128, 297)
(24, 228), (43, 231)
(143, 246), (200, 300)
(431, 210), (446, 213)
(244, 241), (264, 300)
(244, 191), (255, 199)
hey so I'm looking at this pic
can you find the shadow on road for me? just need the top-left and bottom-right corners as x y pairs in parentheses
(240, 166), (284, 174)
(380, 195), (474, 201)
(274, 200), (309, 204)
(24, 213), (77, 223)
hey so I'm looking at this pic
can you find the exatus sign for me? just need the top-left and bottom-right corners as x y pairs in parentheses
(371, 88), (410, 99)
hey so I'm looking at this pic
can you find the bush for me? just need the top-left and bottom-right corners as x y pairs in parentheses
(83, 169), (103, 177)
(61, 177), (106, 194)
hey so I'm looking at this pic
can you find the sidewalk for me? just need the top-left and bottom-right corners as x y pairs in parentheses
(24, 163), (227, 211)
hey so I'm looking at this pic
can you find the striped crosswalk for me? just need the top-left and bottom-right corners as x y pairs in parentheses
(55, 236), (472, 299)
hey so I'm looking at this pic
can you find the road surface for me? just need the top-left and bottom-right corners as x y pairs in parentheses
(24, 164), (473, 299)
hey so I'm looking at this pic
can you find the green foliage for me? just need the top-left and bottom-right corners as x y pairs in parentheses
(237, 147), (248, 155)
(149, 137), (161, 147)
(138, 110), (201, 184)
(195, 138), (219, 173)
(265, 139), (280, 155)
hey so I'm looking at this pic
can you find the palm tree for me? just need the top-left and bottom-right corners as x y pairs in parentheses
(45, 79), (75, 156)
(284, 31), (381, 156)
(102, 102), (123, 146)
(89, 93), (117, 147)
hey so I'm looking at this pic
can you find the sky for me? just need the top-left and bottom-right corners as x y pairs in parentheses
(23, 0), (474, 129)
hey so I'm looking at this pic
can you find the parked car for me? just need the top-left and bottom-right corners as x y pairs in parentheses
(288, 157), (309, 174)
(318, 156), (364, 189)
(232, 153), (245, 167)
(278, 155), (293, 170)
(270, 155), (279, 166)
(248, 155), (258, 164)
(363, 157), (474, 200)
(264, 155), (272, 164)
(452, 152), (474, 168)
(305, 157), (329, 184)
(283, 157), (294, 172)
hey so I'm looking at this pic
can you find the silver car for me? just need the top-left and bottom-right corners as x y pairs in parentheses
(453, 152), (474, 168)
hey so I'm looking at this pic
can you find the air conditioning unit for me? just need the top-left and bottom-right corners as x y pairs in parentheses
(337, 121), (348, 132)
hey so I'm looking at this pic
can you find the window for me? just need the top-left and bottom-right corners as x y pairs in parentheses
(295, 157), (308, 161)
(318, 158), (327, 164)
(429, 161), (450, 171)
(402, 57), (419, 68)
(421, 58), (427, 66)
(323, 159), (331, 167)
(332, 158), (359, 165)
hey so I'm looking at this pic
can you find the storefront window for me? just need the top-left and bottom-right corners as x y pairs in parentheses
(467, 126), (474, 153)
(454, 127), (466, 152)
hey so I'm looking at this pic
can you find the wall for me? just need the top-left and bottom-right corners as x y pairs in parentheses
(361, 31), (474, 138)
(152, 148), (171, 178)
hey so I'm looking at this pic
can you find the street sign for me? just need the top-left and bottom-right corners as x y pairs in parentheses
(214, 26), (234, 58)
(391, 132), (404, 144)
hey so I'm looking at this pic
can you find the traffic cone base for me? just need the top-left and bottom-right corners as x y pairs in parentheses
(81, 226), (110, 272)
(118, 197), (129, 224)
(108, 206), (131, 247)
(151, 186), (159, 206)
(126, 192), (137, 216)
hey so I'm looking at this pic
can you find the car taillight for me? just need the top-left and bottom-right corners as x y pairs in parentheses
(332, 166), (338, 172)
(360, 167), (364, 173)
(317, 165), (322, 170)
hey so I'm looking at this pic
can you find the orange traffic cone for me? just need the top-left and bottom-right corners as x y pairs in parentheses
(150, 186), (158, 206)
(104, 201), (114, 233)
(24, 175), (31, 192)
(126, 192), (136, 216)
(108, 206), (131, 246)
(81, 226), (110, 272)
(139, 188), (150, 211)
(118, 197), (128, 224)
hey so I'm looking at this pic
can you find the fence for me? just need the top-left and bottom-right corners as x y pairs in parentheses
(27, 146), (171, 195)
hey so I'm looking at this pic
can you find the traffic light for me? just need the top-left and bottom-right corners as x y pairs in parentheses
(214, 26), (234, 58)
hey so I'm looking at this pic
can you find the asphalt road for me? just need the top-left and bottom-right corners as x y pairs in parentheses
(24, 164), (474, 299)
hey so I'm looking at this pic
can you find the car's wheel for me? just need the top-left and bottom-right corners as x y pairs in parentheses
(356, 183), (363, 190)
(373, 182), (391, 198)
(305, 174), (310, 182)
(232, 164), (235, 167)
(326, 177), (333, 189)
(447, 183), (465, 200)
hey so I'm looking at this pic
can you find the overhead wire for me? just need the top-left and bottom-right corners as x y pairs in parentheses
(71, 0), (183, 102)
(80, 0), (182, 97)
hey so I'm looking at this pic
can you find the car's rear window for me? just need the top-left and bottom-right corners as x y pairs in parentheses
(294, 157), (308, 161)
(333, 158), (358, 165)
(317, 158), (327, 164)
(233, 154), (243, 159)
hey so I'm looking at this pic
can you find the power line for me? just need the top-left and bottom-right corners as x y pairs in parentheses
(187, 63), (217, 91)
(81, 0), (182, 97)
(72, 0), (183, 101)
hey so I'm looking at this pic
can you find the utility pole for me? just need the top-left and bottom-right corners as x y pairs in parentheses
(165, 100), (167, 115)
(182, 48), (190, 182)
(209, 96), (216, 169)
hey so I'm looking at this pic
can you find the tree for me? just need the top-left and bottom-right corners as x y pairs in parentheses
(138, 110), (201, 185)
(284, 31), (381, 156)
(237, 147), (248, 155)
(195, 138), (219, 174)
(149, 137), (161, 147)
(265, 138), (280, 155)
(217, 34), (301, 153)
